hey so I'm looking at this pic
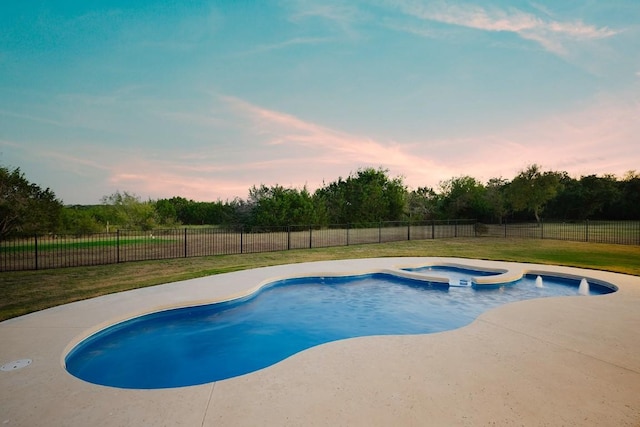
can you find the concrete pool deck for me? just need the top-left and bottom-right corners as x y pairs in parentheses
(1, 257), (639, 426)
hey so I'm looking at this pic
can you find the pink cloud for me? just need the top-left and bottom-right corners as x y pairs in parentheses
(388, 1), (618, 56)
(16, 90), (635, 204)
(220, 95), (457, 187)
(441, 91), (640, 182)
(223, 96), (448, 166)
(109, 164), (250, 202)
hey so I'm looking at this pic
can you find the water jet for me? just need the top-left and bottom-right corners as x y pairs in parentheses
(579, 278), (590, 295)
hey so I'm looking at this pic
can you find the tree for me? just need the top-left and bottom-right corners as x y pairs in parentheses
(437, 176), (488, 220)
(484, 177), (508, 224)
(406, 187), (438, 221)
(314, 177), (348, 224)
(0, 166), (63, 237)
(100, 191), (157, 230)
(247, 184), (320, 227)
(154, 199), (179, 225)
(60, 206), (103, 235)
(506, 164), (561, 223)
(314, 168), (407, 225)
(616, 172), (640, 220)
(544, 173), (581, 220)
(577, 174), (620, 219)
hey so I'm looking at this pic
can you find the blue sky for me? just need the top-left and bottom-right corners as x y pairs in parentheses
(1, 0), (638, 204)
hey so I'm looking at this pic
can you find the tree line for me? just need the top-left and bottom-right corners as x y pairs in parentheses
(1, 164), (639, 237)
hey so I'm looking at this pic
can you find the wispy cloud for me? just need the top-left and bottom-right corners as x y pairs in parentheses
(222, 96), (420, 164)
(442, 90), (640, 181)
(109, 169), (250, 201)
(219, 95), (458, 187)
(385, 1), (618, 56)
(2, 139), (113, 172)
(5, 88), (637, 204)
(237, 36), (335, 56)
(285, 1), (364, 39)
(0, 109), (68, 128)
(219, 91), (639, 189)
(71, 88), (640, 200)
(287, 2), (360, 25)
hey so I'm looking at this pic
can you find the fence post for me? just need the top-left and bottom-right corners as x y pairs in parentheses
(541, 220), (544, 239)
(116, 230), (120, 263)
(431, 220), (435, 239)
(379, 222), (382, 243)
(184, 228), (188, 258)
(287, 226), (291, 250)
(504, 221), (507, 238)
(585, 220), (589, 242)
(407, 221), (410, 241)
(240, 226), (244, 254)
(454, 220), (458, 238)
(309, 226), (312, 249)
(347, 224), (350, 246)
(34, 234), (38, 270)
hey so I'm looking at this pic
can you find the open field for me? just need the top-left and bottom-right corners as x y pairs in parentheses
(1, 238), (639, 322)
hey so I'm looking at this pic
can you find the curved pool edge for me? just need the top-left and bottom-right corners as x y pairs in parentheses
(60, 262), (459, 366)
(394, 260), (519, 285)
(59, 261), (520, 368)
(61, 258), (619, 375)
(2, 256), (639, 426)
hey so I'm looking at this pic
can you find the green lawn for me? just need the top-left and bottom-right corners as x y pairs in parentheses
(0, 236), (175, 253)
(1, 238), (638, 322)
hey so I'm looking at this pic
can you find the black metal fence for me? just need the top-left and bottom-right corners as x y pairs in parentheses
(0, 220), (475, 272)
(477, 220), (640, 245)
(1, 220), (638, 272)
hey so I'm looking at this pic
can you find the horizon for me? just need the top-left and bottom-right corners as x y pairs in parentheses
(1, 1), (639, 204)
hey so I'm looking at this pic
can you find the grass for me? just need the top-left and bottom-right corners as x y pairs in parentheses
(0, 236), (176, 252)
(1, 238), (639, 322)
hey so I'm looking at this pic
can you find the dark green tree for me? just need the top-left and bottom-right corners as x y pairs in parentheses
(577, 174), (620, 219)
(484, 177), (508, 224)
(0, 166), (63, 237)
(60, 206), (103, 234)
(314, 177), (348, 224)
(406, 186), (438, 221)
(437, 175), (488, 220)
(506, 164), (561, 223)
(314, 168), (407, 225)
(615, 171), (640, 220)
(247, 184), (320, 227)
(154, 199), (179, 225)
(544, 173), (580, 220)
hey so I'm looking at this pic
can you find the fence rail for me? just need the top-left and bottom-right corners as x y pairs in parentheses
(479, 220), (640, 245)
(1, 220), (638, 272)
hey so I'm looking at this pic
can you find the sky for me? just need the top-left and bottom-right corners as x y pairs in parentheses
(1, 0), (639, 204)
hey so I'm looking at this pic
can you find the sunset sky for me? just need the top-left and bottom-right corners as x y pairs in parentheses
(1, 0), (639, 204)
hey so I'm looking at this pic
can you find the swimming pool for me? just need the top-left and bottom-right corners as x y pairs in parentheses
(64, 266), (615, 389)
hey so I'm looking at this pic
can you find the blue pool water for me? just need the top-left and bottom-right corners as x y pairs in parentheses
(65, 268), (614, 389)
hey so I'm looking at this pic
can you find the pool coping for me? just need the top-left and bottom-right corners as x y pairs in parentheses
(1, 257), (639, 426)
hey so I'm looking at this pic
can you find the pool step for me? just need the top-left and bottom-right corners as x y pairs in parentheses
(449, 279), (472, 287)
